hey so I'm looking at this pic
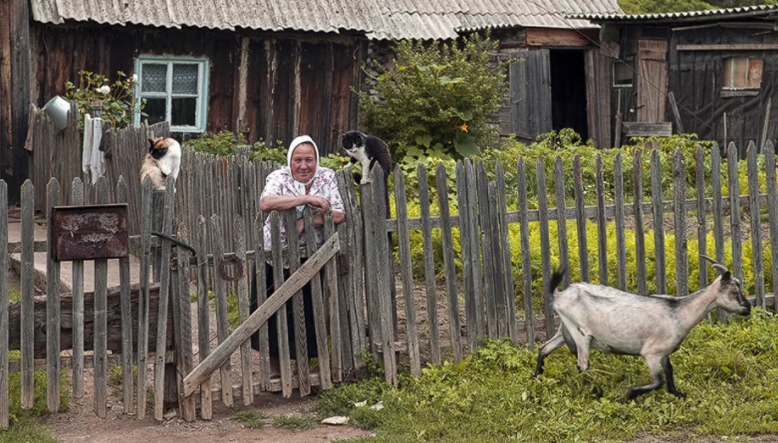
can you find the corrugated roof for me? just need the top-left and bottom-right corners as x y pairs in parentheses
(31, 0), (622, 39)
(572, 4), (778, 22)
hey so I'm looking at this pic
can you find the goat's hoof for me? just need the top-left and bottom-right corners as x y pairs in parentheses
(625, 389), (638, 401)
(591, 385), (603, 398)
(670, 390), (686, 399)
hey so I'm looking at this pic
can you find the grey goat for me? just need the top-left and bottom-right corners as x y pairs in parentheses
(534, 256), (751, 400)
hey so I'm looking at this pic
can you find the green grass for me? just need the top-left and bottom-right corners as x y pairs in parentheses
(317, 309), (778, 442)
(273, 415), (317, 431)
(205, 290), (241, 329)
(234, 410), (268, 429)
(8, 287), (20, 303)
(0, 416), (57, 443)
(0, 369), (70, 443)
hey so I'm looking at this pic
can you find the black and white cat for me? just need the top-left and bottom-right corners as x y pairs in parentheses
(341, 130), (392, 185)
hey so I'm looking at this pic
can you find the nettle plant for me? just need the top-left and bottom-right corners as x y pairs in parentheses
(358, 32), (512, 165)
(64, 70), (146, 129)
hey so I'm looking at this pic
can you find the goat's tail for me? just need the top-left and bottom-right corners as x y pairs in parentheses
(549, 267), (566, 294)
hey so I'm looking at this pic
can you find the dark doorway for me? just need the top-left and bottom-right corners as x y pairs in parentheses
(550, 50), (588, 140)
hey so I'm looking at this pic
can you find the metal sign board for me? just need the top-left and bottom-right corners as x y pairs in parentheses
(51, 204), (129, 262)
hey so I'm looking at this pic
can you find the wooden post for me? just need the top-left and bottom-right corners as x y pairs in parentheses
(517, 159), (534, 348)
(476, 160), (497, 338)
(554, 157), (570, 289)
(195, 216), (212, 419)
(436, 163), (462, 364)
(373, 166), (397, 381)
(153, 177), (175, 421)
(310, 208), (334, 388)
(651, 149), (666, 294)
(673, 149), (688, 297)
(573, 156), (589, 283)
(46, 178), (61, 413)
(0, 180), (9, 429)
(696, 146), (710, 321)
(94, 177), (109, 418)
(234, 216), (254, 404)
(536, 159), (553, 336)
(137, 177), (153, 418)
(283, 209), (310, 396)
(746, 142), (765, 308)
(728, 143), (742, 285)
(117, 177), (134, 414)
(711, 144), (726, 321)
(668, 91), (684, 134)
(174, 223), (196, 421)
(417, 165), (440, 364)
(9, 0), (31, 202)
(72, 178), (86, 398)
(465, 160), (484, 339)
(210, 215), (233, 407)
(495, 162), (517, 344)
(633, 150), (647, 295)
(455, 162), (476, 351)
(596, 155), (608, 285)
(271, 212), (293, 397)
(20, 181), (33, 410)
(253, 213), (271, 391)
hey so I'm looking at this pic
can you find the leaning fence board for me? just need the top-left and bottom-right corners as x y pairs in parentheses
(317, 209), (336, 387)
(175, 223), (196, 422)
(614, 153), (627, 291)
(674, 149), (688, 297)
(93, 177), (109, 418)
(182, 234), (340, 397)
(696, 146), (709, 316)
(455, 162), (476, 351)
(0, 181), (8, 429)
(765, 141), (778, 295)
(234, 216), (255, 404)
(137, 177), (153, 418)
(284, 209), (310, 396)
(117, 177), (134, 414)
(394, 169), (421, 377)
(46, 178), (61, 412)
(536, 159), (554, 336)
(153, 177), (176, 421)
(633, 151), (647, 295)
(253, 213), (271, 392)
(728, 143), (743, 284)
(596, 155), (608, 285)
(573, 156), (589, 283)
(337, 170), (365, 363)
(417, 165), (440, 364)
(517, 160), (535, 348)
(436, 163), (463, 364)
(271, 212), (294, 397)
(476, 160), (497, 339)
(554, 156), (570, 289)
(651, 149), (666, 294)
(373, 167), (397, 383)
(195, 216), (213, 419)
(747, 142), (765, 307)
(465, 159), (485, 338)
(211, 215), (233, 407)
(21, 183), (33, 410)
(496, 162), (517, 344)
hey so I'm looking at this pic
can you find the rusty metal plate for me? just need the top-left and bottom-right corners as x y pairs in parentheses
(51, 204), (129, 261)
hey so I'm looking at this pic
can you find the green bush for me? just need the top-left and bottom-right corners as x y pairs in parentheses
(64, 70), (144, 129)
(359, 32), (512, 161)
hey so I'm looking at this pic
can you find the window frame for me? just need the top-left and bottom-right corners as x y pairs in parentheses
(133, 56), (209, 133)
(612, 58), (634, 89)
(722, 56), (763, 91)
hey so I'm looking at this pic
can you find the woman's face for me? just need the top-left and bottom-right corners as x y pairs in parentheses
(291, 143), (316, 183)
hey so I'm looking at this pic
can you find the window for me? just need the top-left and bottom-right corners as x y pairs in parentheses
(134, 57), (209, 132)
(722, 57), (763, 90)
(613, 58), (634, 88)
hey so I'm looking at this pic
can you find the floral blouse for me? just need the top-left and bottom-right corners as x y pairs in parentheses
(260, 166), (345, 251)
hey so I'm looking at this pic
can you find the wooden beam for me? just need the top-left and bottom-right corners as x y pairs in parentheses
(678, 44), (778, 51)
(526, 28), (596, 47)
(9, 0), (31, 203)
(668, 91), (684, 133)
(623, 121), (673, 137)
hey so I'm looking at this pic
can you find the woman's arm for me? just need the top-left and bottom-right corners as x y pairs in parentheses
(259, 194), (312, 212)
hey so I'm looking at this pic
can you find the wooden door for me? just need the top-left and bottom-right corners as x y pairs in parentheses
(510, 49), (552, 140)
(637, 39), (668, 122)
(585, 48), (612, 148)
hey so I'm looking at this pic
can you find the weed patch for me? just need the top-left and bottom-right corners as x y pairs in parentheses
(274, 415), (317, 431)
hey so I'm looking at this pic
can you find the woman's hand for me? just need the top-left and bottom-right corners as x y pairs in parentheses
(306, 196), (331, 212)
(297, 218), (305, 235)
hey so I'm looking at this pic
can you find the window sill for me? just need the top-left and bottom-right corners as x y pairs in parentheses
(613, 84), (633, 89)
(721, 89), (760, 98)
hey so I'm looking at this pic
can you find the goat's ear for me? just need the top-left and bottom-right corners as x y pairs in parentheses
(722, 271), (731, 282)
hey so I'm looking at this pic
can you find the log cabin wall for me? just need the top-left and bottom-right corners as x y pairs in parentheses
(26, 23), (364, 157)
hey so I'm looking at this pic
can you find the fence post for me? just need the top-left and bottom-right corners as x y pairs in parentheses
(436, 163), (462, 364)
(417, 165), (440, 364)
(747, 141), (765, 308)
(71, 178), (86, 398)
(573, 156), (589, 283)
(674, 149), (688, 297)
(0, 180), (8, 429)
(517, 159), (534, 348)
(46, 178), (61, 413)
(651, 149), (666, 294)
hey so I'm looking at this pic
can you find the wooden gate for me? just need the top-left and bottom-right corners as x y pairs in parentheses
(637, 39), (669, 122)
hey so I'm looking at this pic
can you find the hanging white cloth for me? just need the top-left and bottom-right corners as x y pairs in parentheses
(82, 114), (105, 184)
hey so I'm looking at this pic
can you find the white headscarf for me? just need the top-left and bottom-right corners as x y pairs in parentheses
(287, 135), (320, 187)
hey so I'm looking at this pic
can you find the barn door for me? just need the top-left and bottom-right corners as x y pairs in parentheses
(511, 49), (552, 140)
(585, 48), (613, 148)
(637, 39), (668, 122)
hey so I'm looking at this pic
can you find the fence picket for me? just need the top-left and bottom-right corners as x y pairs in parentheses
(174, 222), (196, 421)
(153, 177), (175, 420)
(46, 178), (61, 413)
(476, 160), (497, 338)
(536, 159), (554, 336)
(417, 165), (440, 364)
(21, 181), (34, 410)
(573, 156), (589, 283)
(211, 215), (233, 407)
(94, 177), (109, 418)
(614, 153), (627, 291)
(318, 209), (336, 386)
(696, 146), (710, 321)
(496, 161), (517, 344)
(0, 181), (8, 429)
(253, 213), (271, 391)
(271, 212), (293, 397)
(765, 141), (778, 296)
(456, 162), (476, 351)
(728, 143), (743, 286)
(554, 157), (570, 289)
(195, 216), (213, 419)
(712, 145), (726, 321)
(674, 149), (688, 297)
(117, 177), (134, 414)
(488, 181), (507, 338)
(633, 151), (647, 295)
(373, 167), (398, 382)
(517, 160), (534, 348)
(361, 180), (380, 360)
(596, 155), (608, 285)
(436, 162), (463, 364)
(137, 177), (153, 418)
(465, 160), (485, 338)
(651, 149), (666, 294)
(234, 216), (254, 403)
(747, 142), (765, 308)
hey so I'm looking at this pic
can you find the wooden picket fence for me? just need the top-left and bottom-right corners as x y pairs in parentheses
(1, 139), (778, 426)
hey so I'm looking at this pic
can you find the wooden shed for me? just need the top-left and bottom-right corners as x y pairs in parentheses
(579, 5), (778, 153)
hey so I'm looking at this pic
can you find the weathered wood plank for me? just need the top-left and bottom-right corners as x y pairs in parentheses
(253, 213), (271, 392)
(211, 215), (233, 407)
(696, 146), (709, 317)
(536, 159), (553, 336)
(182, 234), (340, 397)
(153, 176), (175, 421)
(271, 212), (293, 397)
(554, 156), (570, 289)
(455, 162), (476, 351)
(70, 178), (86, 398)
(417, 165), (440, 364)
(517, 159), (534, 348)
(434, 161), (464, 363)
(765, 141), (778, 296)
(747, 142), (765, 307)
(614, 153), (627, 291)
(174, 223), (196, 422)
(195, 216), (212, 420)
(574, 156), (589, 283)
(728, 143), (743, 284)
(622, 122), (673, 137)
(633, 151), (647, 295)
(372, 166), (397, 382)
(477, 160), (497, 338)
(674, 149), (688, 296)
(319, 209), (336, 387)
(465, 160), (484, 338)
(137, 177), (153, 418)
(46, 178), (60, 413)
(393, 168), (421, 377)
(0, 180), (8, 429)
(712, 144), (727, 321)
(651, 149), (666, 294)
(596, 155), (608, 285)
(496, 161), (517, 344)
(668, 91), (684, 134)
(94, 177), (109, 418)
(284, 209), (310, 396)
(117, 177), (134, 414)
(360, 180), (380, 360)
(488, 181), (507, 338)
(234, 216), (254, 404)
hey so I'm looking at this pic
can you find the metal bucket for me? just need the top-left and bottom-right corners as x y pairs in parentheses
(42, 96), (71, 131)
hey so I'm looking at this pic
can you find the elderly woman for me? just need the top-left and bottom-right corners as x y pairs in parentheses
(250, 135), (346, 378)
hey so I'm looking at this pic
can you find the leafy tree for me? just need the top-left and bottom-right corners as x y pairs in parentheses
(619, 0), (776, 14)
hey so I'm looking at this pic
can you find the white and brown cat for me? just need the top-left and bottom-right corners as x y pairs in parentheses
(139, 137), (182, 191)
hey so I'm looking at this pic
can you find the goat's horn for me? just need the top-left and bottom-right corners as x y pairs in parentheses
(700, 254), (728, 275)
